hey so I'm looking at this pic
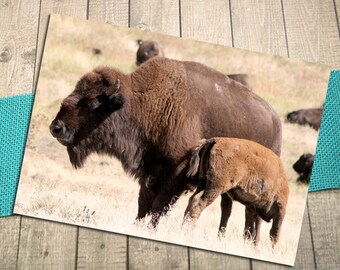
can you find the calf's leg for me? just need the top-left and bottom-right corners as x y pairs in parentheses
(218, 193), (233, 238)
(183, 187), (220, 225)
(254, 216), (262, 244)
(270, 205), (286, 246)
(243, 207), (260, 244)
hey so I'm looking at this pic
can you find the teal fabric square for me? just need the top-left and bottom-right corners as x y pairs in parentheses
(0, 93), (34, 217)
(309, 71), (340, 192)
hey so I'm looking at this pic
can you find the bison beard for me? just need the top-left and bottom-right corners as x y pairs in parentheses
(50, 57), (282, 229)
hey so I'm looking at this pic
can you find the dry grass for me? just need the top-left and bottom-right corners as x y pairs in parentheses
(14, 15), (331, 266)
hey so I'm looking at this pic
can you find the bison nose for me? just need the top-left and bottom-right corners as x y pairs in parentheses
(50, 120), (66, 138)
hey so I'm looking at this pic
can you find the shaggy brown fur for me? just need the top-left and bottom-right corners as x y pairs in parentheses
(183, 137), (289, 246)
(287, 108), (323, 130)
(293, 153), (314, 184)
(136, 40), (250, 88)
(227, 74), (250, 89)
(136, 40), (164, 66)
(49, 57), (282, 228)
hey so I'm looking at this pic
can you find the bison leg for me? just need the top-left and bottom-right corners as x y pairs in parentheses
(243, 207), (260, 244)
(254, 216), (262, 245)
(183, 187), (220, 226)
(135, 184), (155, 223)
(218, 193), (233, 238)
(270, 205), (286, 246)
(183, 181), (206, 222)
(147, 187), (184, 229)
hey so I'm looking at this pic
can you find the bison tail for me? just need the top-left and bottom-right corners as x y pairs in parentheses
(186, 138), (216, 178)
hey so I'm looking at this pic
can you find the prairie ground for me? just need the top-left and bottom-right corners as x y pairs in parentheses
(14, 15), (331, 266)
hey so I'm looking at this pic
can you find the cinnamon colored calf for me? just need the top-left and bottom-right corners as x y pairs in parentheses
(184, 137), (289, 246)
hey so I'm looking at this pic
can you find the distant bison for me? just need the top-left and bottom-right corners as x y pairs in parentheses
(49, 57), (282, 228)
(287, 108), (323, 130)
(293, 153), (314, 184)
(136, 40), (164, 66)
(183, 137), (289, 246)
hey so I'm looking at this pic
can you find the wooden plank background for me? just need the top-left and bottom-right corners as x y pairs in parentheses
(0, 0), (339, 269)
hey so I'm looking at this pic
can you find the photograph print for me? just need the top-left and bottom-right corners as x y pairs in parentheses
(14, 15), (331, 265)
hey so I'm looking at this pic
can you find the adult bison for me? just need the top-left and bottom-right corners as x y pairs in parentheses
(136, 40), (164, 66)
(287, 107), (323, 130)
(136, 40), (250, 89)
(49, 57), (282, 228)
(293, 153), (314, 184)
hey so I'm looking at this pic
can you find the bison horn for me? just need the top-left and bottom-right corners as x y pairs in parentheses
(105, 79), (121, 97)
(114, 79), (120, 90)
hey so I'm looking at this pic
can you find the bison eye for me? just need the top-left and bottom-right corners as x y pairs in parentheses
(87, 98), (101, 111)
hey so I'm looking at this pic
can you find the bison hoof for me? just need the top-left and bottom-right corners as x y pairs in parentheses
(133, 218), (145, 227)
(218, 228), (226, 239)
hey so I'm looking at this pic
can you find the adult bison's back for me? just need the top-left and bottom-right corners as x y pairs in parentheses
(131, 58), (281, 157)
(50, 57), (282, 227)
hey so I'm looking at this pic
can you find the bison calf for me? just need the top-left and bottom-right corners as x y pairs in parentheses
(183, 137), (289, 246)
(293, 153), (314, 184)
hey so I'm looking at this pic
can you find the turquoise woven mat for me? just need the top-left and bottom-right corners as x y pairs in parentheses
(0, 94), (34, 217)
(309, 71), (340, 192)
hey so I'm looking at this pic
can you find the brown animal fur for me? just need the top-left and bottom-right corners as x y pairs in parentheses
(183, 137), (289, 246)
(287, 108), (323, 130)
(293, 153), (314, 184)
(49, 57), (282, 228)
(136, 40), (250, 88)
(136, 40), (164, 66)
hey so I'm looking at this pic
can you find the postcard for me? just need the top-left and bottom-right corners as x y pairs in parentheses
(14, 14), (331, 265)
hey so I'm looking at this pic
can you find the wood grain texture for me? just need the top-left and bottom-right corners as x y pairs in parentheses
(180, 0), (232, 45)
(77, 228), (127, 270)
(308, 191), (340, 269)
(76, 2), (130, 269)
(88, 0), (129, 25)
(34, 0), (88, 90)
(283, 1), (340, 269)
(0, 1), (39, 269)
(282, 0), (340, 67)
(0, 216), (21, 270)
(128, 237), (188, 270)
(130, 0), (180, 35)
(17, 217), (77, 270)
(16, 2), (87, 269)
(189, 249), (250, 270)
(0, 0), (40, 97)
(230, 0), (287, 56)
(335, 0), (340, 33)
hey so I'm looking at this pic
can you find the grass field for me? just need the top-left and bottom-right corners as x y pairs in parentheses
(14, 15), (331, 266)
